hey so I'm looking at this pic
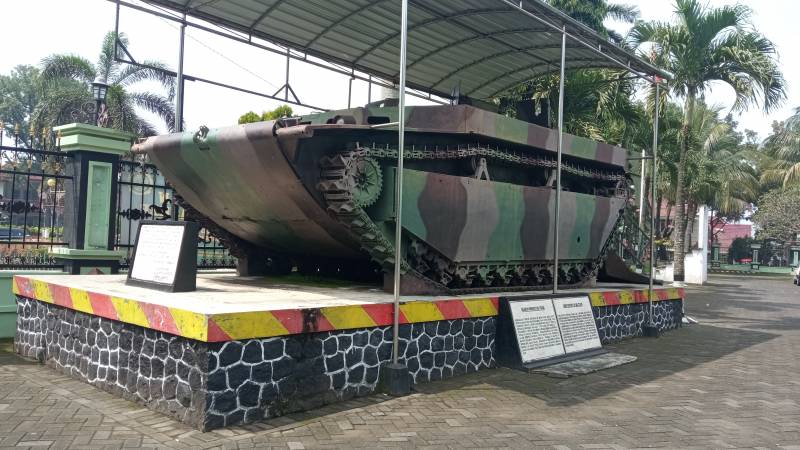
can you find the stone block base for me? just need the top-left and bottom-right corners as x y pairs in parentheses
(15, 293), (682, 430)
(15, 296), (494, 430)
(594, 300), (682, 342)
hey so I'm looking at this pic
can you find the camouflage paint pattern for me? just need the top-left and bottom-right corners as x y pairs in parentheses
(400, 169), (624, 263)
(141, 122), (362, 258)
(140, 104), (628, 286)
(297, 105), (627, 168)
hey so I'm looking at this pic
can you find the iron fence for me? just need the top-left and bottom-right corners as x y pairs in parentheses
(610, 205), (652, 273)
(0, 131), (72, 269)
(115, 156), (236, 269)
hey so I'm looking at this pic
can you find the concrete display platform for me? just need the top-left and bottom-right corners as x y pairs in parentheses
(13, 273), (683, 342)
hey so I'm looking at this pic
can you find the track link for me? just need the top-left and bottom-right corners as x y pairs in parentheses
(318, 145), (627, 294)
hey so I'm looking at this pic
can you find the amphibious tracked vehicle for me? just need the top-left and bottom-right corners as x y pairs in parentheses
(140, 100), (631, 294)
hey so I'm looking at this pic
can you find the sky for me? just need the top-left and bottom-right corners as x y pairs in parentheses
(1, 0), (798, 138)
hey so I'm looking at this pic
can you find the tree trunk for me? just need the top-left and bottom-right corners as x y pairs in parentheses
(673, 90), (696, 281)
(685, 201), (697, 253)
(654, 191), (661, 238)
(664, 202), (672, 238)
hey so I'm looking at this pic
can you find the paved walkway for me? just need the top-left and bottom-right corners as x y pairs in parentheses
(2, 275), (800, 449)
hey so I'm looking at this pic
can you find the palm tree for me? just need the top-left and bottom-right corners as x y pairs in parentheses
(681, 102), (759, 250)
(506, 69), (639, 144)
(548, 0), (639, 42)
(34, 31), (177, 136)
(762, 108), (800, 188)
(629, 0), (785, 281)
(496, 0), (641, 144)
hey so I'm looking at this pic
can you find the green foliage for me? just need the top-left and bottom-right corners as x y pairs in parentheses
(0, 65), (42, 144)
(238, 105), (294, 124)
(497, 1), (640, 145)
(238, 111), (261, 124)
(761, 107), (800, 188)
(32, 31), (176, 137)
(727, 237), (754, 263)
(501, 69), (640, 145)
(630, 0), (786, 114)
(629, 0), (786, 276)
(751, 188), (800, 242)
(264, 105), (293, 120)
(547, 0), (639, 42)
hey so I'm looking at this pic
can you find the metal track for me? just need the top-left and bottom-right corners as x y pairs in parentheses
(318, 145), (627, 293)
(353, 142), (626, 182)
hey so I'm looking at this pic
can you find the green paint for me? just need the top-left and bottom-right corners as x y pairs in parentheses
(54, 123), (134, 155)
(570, 193), (596, 258)
(400, 169), (429, 240)
(569, 135), (599, 160)
(494, 116), (529, 145)
(487, 183), (524, 260)
(84, 161), (113, 250)
(179, 131), (282, 227)
(0, 270), (65, 338)
(368, 168), (396, 222)
(49, 248), (126, 260)
(79, 266), (110, 274)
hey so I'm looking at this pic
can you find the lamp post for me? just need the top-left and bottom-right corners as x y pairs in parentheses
(91, 78), (109, 127)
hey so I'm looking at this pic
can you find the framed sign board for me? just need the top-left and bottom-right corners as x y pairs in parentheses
(552, 297), (602, 354)
(126, 220), (199, 292)
(508, 299), (564, 362)
(496, 294), (604, 369)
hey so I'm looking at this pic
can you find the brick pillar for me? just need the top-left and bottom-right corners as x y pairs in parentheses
(51, 123), (131, 274)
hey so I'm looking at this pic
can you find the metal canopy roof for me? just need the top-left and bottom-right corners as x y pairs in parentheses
(141, 0), (669, 100)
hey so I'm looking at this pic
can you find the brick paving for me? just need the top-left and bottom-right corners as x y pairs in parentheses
(2, 275), (800, 449)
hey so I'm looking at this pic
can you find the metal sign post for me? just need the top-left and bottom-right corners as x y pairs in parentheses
(384, 0), (411, 396)
(552, 26), (567, 294)
(645, 80), (660, 336)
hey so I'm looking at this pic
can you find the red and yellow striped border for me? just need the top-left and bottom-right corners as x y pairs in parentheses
(13, 275), (683, 342)
(588, 287), (685, 307)
(13, 275), (209, 341)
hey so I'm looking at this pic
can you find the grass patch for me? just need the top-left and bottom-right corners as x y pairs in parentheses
(0, 338), (14, 354)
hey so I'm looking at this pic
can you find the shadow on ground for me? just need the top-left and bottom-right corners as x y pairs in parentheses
(409, 322), (777, 408)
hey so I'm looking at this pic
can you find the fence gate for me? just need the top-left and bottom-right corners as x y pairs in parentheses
(0, 134), (72, 270)
(115, 156), (236, 269)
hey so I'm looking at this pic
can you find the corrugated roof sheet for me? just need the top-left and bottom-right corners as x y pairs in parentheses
(143, 0), (669, 99)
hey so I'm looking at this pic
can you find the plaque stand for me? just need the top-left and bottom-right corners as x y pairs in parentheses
(496, 295), (606, 371)
(126, 221), (199, 292)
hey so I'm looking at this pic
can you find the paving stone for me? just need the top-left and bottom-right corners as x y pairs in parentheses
(2, 276), (800, 447)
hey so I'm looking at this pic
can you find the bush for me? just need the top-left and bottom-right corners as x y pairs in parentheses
(728, 237), (754, 263)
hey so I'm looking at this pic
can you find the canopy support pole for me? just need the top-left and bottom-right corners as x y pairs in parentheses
(639, 150), (646, 228)
(384, 0), (411, 396)
(552, 26), (566, 294)
(175, 14), (186, 132)
(347, 70), (354, 108)
(392, 0), (409, 365)
(645, 80), (660, 336)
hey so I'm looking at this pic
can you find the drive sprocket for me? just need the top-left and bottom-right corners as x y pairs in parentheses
(347, 156), (382, 208)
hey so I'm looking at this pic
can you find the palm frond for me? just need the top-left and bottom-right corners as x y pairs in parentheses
(40, 55), (95, 84)
(129, 91), (178, 133)
(114, 61), (176, 100)
(605, 3), (639, 23)
(96, 31), (123, 83)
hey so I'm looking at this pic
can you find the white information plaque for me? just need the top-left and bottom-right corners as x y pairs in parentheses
(509, 299), (565, 363)
(553, 296), (602, 354)
(127, 221), (199, 292)
(129, 224), (186, 285)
